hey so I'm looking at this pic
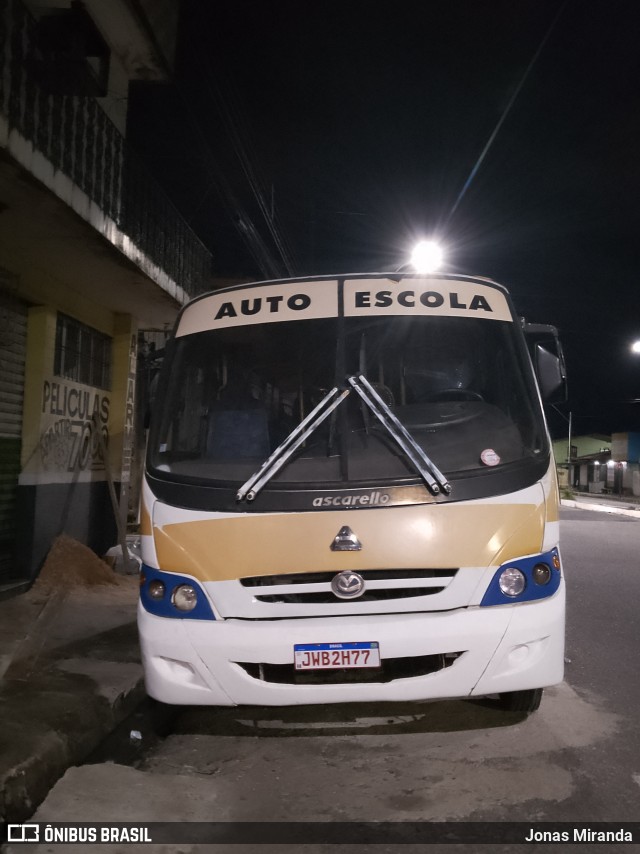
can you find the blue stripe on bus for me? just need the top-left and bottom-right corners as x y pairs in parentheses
(480, 548), (561, 606)
(140, 565), (216, 620)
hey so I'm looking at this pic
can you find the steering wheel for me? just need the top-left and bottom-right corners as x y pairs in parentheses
(425, 388), (484, 402)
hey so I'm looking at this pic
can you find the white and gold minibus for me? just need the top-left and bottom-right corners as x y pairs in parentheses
(138, 273), (566, 713)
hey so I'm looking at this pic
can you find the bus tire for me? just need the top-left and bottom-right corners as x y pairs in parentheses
(498, 688), (543, 713)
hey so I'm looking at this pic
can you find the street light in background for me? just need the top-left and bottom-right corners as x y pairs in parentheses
(410, 240), (444, 273)
(632, 341), (640, 406)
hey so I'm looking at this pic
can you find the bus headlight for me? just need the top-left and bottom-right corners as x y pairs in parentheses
(480, 548), (561, 606)
(533, 563), (551, 585)
(498, 567), (526, 597)
(148, 580), (165, 600)
(139, 566), (216, 620)
(172, 584), (198, 612)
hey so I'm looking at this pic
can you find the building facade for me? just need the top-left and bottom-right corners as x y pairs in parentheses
(554, 433), (640, 497)
(611, 432), (640, 497)
(0, 0), (212, 587)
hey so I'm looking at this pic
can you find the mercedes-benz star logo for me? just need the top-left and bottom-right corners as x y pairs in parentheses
(331, 570), (366, 600)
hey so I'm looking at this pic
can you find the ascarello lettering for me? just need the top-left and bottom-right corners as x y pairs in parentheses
(312, 492), (391, 508)
(215, 293), (311, 320)
(354, 289), (492, 312)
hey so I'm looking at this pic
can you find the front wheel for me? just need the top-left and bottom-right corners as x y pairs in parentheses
(498, 688), (543, 713)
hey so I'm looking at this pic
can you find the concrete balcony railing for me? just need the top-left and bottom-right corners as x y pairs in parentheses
(0, 0), (212, 302)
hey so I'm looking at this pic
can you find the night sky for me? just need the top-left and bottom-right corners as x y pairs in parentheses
(130, 0), (640, 438)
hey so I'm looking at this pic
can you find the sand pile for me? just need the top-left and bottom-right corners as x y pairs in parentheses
(33, 534), (122, 591)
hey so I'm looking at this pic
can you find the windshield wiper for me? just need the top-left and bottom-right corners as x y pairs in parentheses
(348, 374), (451, 496)
(236, 374), (451, 502)
(236, 386), (349, 502)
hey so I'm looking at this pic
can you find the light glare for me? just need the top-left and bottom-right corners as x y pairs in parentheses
(411, 240), (444, 273)
(631, 340), (640, 354)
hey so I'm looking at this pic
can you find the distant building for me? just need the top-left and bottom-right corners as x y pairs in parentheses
(553, 434), (612, 465)
(553, 434), (611, 493)
(555, 433), (640, 496)
(612, 432), (640, 496)
(0, 0), (212, 588)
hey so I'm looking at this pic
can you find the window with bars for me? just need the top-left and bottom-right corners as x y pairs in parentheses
(54, 313), (112, 389)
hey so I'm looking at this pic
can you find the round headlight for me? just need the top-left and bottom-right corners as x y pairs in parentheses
(172, 584), (198, 612)
(533, 563), (551, 585)
(499, 567), (526, 597)
(148, 580), (165, 600)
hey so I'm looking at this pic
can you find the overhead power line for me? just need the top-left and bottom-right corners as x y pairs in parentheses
(446, 0), (570, 225)
(209, 72), (299, 276)
(172, 98), (283, 279)
(186, 5), (300, 277)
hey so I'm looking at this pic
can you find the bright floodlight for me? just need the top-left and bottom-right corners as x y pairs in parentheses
(632, 340), (640, 354)
(411, 240), (444, 273)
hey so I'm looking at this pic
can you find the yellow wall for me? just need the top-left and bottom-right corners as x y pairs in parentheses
(21, 306), (56, 470)
(109, 313), (138, 514)
(20, 303), (136, 488)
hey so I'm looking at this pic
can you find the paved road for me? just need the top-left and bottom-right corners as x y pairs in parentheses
(7, 506), (640, 853)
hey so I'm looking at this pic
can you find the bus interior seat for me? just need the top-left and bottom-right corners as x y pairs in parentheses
(206, 407), (270, 459)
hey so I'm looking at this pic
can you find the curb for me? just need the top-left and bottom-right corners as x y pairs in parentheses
(562, 499), (640, 519)
(0, 675), (145, 825)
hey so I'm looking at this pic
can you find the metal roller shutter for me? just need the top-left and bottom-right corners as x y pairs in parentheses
(0, 287), (27, 583)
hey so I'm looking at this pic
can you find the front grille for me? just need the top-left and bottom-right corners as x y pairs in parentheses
(236, 651), (463, 685)
(252, 588), (444, 604)
(239, 568), (457, 605)
(241, 568), (455, 586)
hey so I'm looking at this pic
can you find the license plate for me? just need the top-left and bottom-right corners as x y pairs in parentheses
(294, 642), (380, 670)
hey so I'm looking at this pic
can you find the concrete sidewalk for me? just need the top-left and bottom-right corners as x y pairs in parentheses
(0, 536), (144, 827)
(563, 490), (640, 519)
(1, 494), (637, 830)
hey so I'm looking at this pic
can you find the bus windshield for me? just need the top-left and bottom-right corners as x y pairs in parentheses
(148, 312), (548, 493)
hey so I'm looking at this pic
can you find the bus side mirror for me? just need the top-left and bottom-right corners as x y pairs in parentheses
(522, 321), (568, 404)
(535, 344), (567, 403)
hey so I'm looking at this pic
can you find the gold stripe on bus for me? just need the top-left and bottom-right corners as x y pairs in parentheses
(140, 499), (152, 536)
(153, 500), (545, 583)
(542, 464), (560, 522)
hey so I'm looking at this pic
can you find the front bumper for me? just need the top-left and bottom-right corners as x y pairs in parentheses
(138, 581), (565, 706)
